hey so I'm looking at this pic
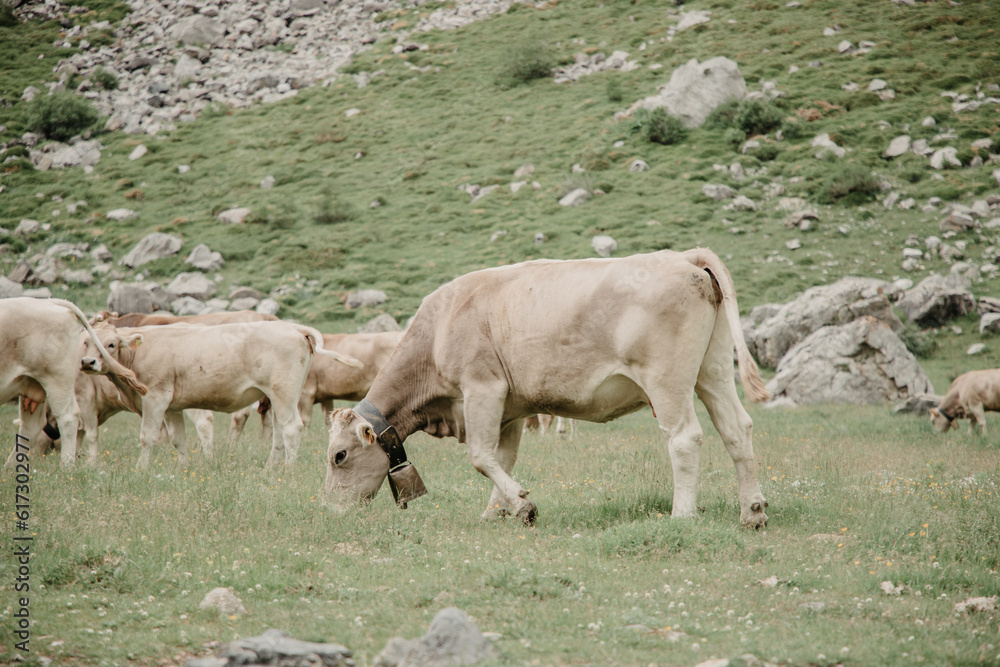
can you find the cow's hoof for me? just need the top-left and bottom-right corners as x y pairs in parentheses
(515, 501), (537, 526)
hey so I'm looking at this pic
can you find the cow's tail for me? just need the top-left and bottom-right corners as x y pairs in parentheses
(681, 249), (771, 403)
(289, 324), (365, 369)
(54, 299), (149, 396)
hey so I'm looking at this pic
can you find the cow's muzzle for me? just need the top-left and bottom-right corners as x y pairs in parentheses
(80, 357), (101, 373)
(387, 462), (427, 509)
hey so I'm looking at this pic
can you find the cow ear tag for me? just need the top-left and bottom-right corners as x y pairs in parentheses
(359, 424), (377, 446)
(127, 334), (143, 349)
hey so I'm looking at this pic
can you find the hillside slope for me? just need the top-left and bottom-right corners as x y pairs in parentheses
(2, 0), (999, 383)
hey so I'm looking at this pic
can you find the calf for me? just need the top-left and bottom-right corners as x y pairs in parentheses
(81, 321), (362, 468)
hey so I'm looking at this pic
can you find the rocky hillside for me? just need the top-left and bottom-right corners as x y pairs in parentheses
(2, 0), (1000, 387)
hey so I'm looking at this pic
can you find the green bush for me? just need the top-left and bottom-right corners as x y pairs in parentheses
(0, 2), (18, 27)
(605, 78), (623, 103)
(703, 100), (740, 130)
(90, 66), (119, 91)
(496, 40), (553, 86)
(734, 98), (784, 136)
(723, 127), (745, 148)
(631, 107), (688, 146)
(818, 163), (881, 205)
(23, 91), (101, 141)
(779, 117), (807, 140)
(899, 320), (938, 358)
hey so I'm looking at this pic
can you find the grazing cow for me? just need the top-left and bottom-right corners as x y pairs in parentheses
(929, 369), (1000, 434)
(94, 309), (281, 454)
(1, 298), (146, 467)
(230, 331), (406, 442)
(80, 321), (363, 468)
(323, 248), (770, 528)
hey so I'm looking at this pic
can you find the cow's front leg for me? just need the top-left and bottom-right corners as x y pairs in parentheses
(481, 418), (525, 520)
(465, 390), (536, 524)
(969, 403), (987, 435)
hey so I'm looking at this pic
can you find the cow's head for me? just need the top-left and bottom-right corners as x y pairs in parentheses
(928, 406), (959, 432)
(79, 325), (147, 395)
(323, 408), (390, 508)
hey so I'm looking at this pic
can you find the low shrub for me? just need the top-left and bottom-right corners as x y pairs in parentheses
(631, 107), (688, 146)
(90, 66), (119, 91)
(818, 163), (881, 205)
(23, 91), (101, 141)
(734, 98), (784, 136)
(496, 40), (553, 86)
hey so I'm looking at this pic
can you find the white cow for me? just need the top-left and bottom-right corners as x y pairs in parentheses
(230, 331), (405, 443)
(1, 298), (146, 466)
(80, 320), (362, 468)
(323, 248), (770, 528)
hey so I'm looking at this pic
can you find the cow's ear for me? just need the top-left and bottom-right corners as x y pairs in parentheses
(125, 333), (143, 349)
(331, 408), (353, 427)
(929, 408), (940, 418)
(358, 423), (377, 447)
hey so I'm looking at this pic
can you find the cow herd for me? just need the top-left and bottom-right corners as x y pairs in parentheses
(4, 247), (776, 526)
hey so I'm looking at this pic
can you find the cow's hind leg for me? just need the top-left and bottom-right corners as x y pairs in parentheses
(695, 352), (768, 529)
(646, 390), (705, 520)
(481, 418), (525, 520)
(164, 411), (189, 465)
(465, 389), (536, 524)
(266, 394), (303, 467)
(45, 385), (81, 467)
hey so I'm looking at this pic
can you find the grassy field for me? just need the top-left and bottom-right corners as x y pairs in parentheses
(0, 400), (998, 666)
(3, 0), (1000, 664)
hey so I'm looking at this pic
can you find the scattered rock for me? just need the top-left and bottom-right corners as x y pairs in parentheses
(559, 188), (590, 206)
(217, 207), (251, 224)
(344, 289), (387, 309)
(373, 607), (499, 667)
(256, 298), (280, 316)
(630, 57), (747, 129)
(744, 276), (903, 368)
(766, 316), (933, 405)
(591, 235), (617, 258)
(165, 272), (216, 301)
(120, 232), (183, 268)
(128, 144), (147, 161)
(105, 208), (138, 222)
(880, 581), (904, 596)
(702, 184), (735, 201)
(896, 273), (975, 327)
(628, 158), (649, 172)
(967, 343), (986, 356)
(954, 596), (998, 614)
(185, 243), (225, 271)
(0, 276), (25, 298)
(883, 135), (911, 158)
(198, 587), (246, 616)
(107, 280), (174, 315)
(186, 628), (352, 667)
(358, 313), (401, 333)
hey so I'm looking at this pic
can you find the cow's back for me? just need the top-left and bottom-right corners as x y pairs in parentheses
(312, 331), (404, 401)
(951, 369), (1000, 410)
(399, 252), (720, 418)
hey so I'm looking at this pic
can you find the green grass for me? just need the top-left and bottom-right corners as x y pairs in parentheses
(2, 1), (1000, 662)
(1, 402), (998, 666)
